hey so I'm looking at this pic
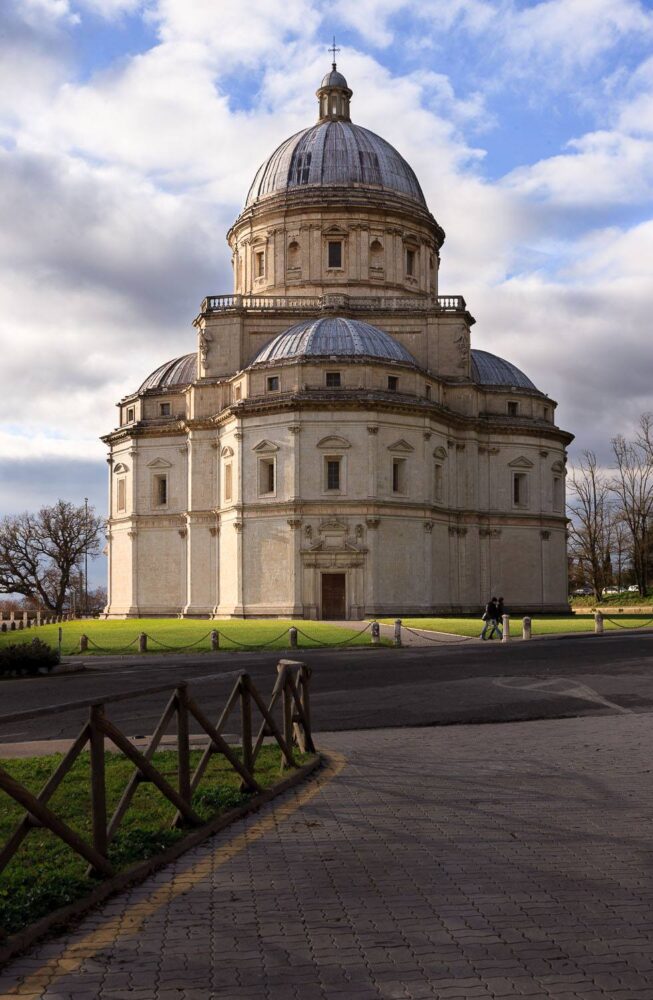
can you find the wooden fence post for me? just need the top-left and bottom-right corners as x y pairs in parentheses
(89, 704), (108, 871)
(176, 684), (191, 807)
(240, 674), (253, 778)
(277, 663), (294, 767)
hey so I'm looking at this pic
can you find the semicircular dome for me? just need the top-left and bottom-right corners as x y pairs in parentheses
(250, 317), (418, 366)
(471, 349), (540, 393)
(138, 353), (196, 393)
(246, 121), (426, 208)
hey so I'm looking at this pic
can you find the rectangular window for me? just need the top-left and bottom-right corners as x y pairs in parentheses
(327, 241), (342, 268)
(326, 458), (341, 491)
(507, 400), (519, 417)
(159, 402), (171, 417)
(553, 475), (563, 512)
(267, 375), (280, 392)
(126, 407), (135, 423)
(255, 251), (265, 278)
(544, 406), (550, 421)
(234, 384), (242, 401)
(392, 458), (406, 494)
(406, 248), (416, 276)
(224, 463), (233, 502)
(425, 385), (431, 400)
(117, 478), (126, 512)
(434, 463), (443, 501)
(259, 458), (275, 496)
(154, 475), (168, 507)
(513, 472), (528, 507)
(326, 371), (341, 387)
(387, 375), (398, 392)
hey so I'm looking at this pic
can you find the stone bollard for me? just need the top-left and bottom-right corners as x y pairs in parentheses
(371, 621), (380, 646)
(80, 634), (89, 652)
(501, 614), (510, 643)
(522, 616), (532, 640)
(289, 627), (298, 649)
(394, 619), (402, 648)
(210, 629), (219, 651)
(139, 632), (147, 653)
(594, 611), (604, 635)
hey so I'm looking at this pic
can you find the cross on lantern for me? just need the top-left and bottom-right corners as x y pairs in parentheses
(329, 36), (340, 66)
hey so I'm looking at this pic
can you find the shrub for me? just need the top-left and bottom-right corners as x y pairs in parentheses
(0, 638), (60, 677)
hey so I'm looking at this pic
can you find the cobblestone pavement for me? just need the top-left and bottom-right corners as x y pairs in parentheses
(2, 714), (653, 999)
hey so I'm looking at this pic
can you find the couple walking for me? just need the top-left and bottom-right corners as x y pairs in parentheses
(480, 596), (504, 640)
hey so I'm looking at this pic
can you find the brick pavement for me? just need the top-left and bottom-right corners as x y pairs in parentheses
(2, 714), (653, 999)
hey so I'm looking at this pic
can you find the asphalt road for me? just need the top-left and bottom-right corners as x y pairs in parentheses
(1, 631), (653, 744)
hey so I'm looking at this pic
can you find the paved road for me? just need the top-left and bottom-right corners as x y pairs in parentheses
(1, 631), (653, 745)
(2, 712), (653, 999)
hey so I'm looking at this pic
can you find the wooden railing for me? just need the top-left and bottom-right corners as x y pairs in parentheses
(0, 661), (314, 881)
(201, 293), (468, 314)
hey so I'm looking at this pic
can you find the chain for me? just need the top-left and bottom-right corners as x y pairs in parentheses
(146, 631), (215, 650)
(603, 616), (653, 630)
(401, 624), (474, 644)
(218, 630), (291, 649)
(294, 623), (372, 646)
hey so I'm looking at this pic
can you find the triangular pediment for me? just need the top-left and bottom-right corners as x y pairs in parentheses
(508, 456), (534, 469)
(317, 435), (351, 450)
(388, 439), (414, 453)
(113, 462), (129, 474)
(432, 446), (447, 460)
(253, 439), (279, 453)
(322, 224), (348, 237)
(147, 458), (172, 469)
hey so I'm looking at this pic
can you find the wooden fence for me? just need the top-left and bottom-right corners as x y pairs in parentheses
(0, 660), (314, 881)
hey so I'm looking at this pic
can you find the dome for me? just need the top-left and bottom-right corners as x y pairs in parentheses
(471, 349), (540, 392)
(321, 67), (349, 89)
(250, 317), (418, 366)
(138, 353), (196, 393)
(245, 121), (426, 208)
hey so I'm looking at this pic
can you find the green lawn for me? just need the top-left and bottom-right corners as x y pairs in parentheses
(377, 614), (653, 637)
(0, 618), (382, 656)
(0, 745), (309, 936)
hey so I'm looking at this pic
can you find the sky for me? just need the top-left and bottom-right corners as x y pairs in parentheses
(1, 0), (653, 585)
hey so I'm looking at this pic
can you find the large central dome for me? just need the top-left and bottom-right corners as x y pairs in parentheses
(245, 65), (426, 209)
(246, 121), (426, 208)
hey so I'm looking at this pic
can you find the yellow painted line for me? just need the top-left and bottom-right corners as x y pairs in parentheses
(1, 751), (347, 999)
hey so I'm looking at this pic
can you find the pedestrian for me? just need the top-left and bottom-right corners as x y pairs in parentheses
(480, 597), (498, 640)
(488, 597), (505, 639)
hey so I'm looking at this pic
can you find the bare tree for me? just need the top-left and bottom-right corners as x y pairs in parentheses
(611, 414), (653, 597)
(567, 451), (614, 599)
(0, 500), (103, 614)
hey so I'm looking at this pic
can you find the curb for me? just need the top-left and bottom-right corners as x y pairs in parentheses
(0, 753), (324, 969)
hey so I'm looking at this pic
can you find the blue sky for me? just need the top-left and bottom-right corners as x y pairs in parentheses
(1, 0), (653, 585)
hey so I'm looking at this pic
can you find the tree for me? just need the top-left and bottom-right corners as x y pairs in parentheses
(611, 414), (653, 597)
(567, 451), (614, 599)
(0, 500), (103, 615)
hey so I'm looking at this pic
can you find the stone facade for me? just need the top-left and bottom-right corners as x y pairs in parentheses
(102, 65), (572, 619)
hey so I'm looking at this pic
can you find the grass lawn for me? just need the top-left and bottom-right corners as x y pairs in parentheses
(377, 614), (653, 637)
(0, 618), (383, 656)
(571, 593), (653, 608)
(0, 745), (310, 936)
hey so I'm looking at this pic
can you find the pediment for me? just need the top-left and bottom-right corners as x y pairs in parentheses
(220, 445), (234, 458)
(113, 462), (129, 474)
(508, 456), (534, 469)
(317, 435), (350, 450)
(308, 539), (364, 553)
(146, 458), (172, 469)
(319, 520), (348, 533)
(252, 439), (279, 453)
(322, 224), (348, 237)
(388, 439), (414, 453)
(551, 460), (565, 473)
(432, 446), (448, 460)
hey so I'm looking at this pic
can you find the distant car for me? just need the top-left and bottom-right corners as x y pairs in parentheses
(572, 587), (593, 596)
(627, 585), (640, 593)
(603, 588), (619, 595)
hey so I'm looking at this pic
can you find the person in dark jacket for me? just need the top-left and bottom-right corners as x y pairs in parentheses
(480, 597), (498, 640)
(488, 597), (505, 639)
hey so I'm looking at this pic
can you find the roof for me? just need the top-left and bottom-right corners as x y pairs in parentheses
(245, 121), (426, 208)
(138, 353), (197, 393)
(471, 349), (540, 392)
(250, 317), (418, 366)
(321, 68), (349, 89)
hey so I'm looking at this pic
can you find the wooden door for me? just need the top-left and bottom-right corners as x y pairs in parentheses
(321, 573), (346, 620)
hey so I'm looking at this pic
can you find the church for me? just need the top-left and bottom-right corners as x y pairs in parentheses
(102, 62), (572, 619)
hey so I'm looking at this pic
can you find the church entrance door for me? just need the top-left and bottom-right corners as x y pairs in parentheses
(321, 573), (346, 620)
